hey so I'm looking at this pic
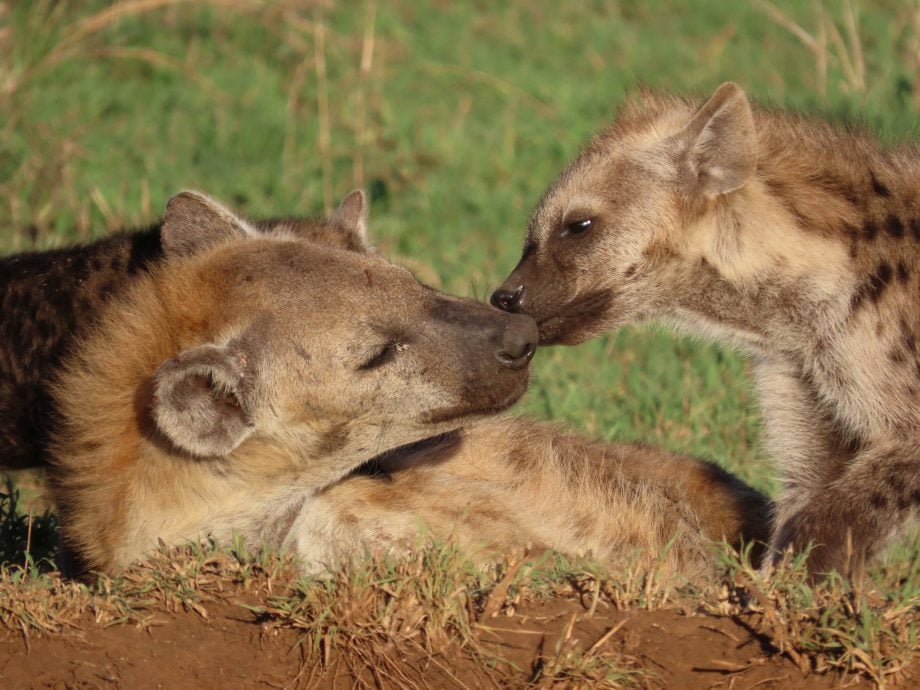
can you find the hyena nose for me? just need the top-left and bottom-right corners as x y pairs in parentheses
(495, 314), (538, 370)
(490, 285), (525, 313)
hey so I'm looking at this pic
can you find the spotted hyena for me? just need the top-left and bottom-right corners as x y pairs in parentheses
(49, 190), (769, 576)
(0, 196), (369, 470)
(492, 82), (920, 576)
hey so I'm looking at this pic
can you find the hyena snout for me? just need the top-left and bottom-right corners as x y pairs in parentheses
(495, 312), (538, 370)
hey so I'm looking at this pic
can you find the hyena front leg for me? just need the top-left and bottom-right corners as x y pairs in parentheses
(752, 358), (859, 566)
(770, 440), (920, 576)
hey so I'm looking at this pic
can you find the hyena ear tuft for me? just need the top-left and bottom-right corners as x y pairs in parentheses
(161, 191), (257, 258)
(678, 82), (757, 197)
(330, 189), (373, 253)
(150, 343), (255, 457)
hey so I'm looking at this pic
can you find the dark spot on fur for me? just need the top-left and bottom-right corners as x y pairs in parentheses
(870, 492), (889, 509)
(885, 215), (905, 239)
(862, 219), (878, 242)
(889, 348), (906, 364)
(623, 263), (637, 279)
(897, 261), (910, 283)
(870, 171), (890, 197)
(867, 262), (892, 303)
(911, 219), (920, 242)
(294, 345), (311, 363)
(842, 434), (865, 455)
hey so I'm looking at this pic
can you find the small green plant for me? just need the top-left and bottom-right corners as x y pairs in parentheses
(0, 478), (57, 571)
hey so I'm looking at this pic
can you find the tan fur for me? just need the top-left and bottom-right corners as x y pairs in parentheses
(493, 82), (920, 575)
(50, 193), (768, 576)
(298, 419), (769, 577)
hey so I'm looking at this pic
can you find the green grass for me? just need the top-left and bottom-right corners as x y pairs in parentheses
(1, 0), (919, 567)
(0, 0), (879, 489)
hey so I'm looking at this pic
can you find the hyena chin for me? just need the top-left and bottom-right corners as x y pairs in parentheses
(492, 81), (920, 577)
(49, 191), (769, 577)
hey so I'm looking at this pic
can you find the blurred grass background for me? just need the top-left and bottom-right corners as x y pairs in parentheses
(2, 0), (920, 506)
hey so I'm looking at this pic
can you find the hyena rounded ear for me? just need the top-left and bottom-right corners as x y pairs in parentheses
(150, 343), (255, 457)
(677, 82), (757, 197)
(330, 189), (373, 253)
(161, 191), (257, 258)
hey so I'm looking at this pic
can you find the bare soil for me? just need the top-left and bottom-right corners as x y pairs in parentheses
(1, 594), (912, 689)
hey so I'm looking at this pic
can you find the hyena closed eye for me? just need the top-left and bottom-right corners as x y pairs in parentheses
(50, 191), (769, 576)
(493, 81), (920, 576)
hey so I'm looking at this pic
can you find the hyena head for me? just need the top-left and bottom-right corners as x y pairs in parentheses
(148, 191), (538, 462)
(492, 82), (759, 345)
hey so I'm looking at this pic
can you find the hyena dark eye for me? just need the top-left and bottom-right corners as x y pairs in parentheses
(563, 218), (593, 236)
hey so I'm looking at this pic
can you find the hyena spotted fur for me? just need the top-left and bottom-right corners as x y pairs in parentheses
(0, 198), (370, 470)
(49, 191), (769, 576)
(492, 82), (920, 576)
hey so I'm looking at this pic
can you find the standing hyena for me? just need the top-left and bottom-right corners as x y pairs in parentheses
(49, 190), (769, 576)
(492, 82), (920, 575)
(0, 196), (369, 470)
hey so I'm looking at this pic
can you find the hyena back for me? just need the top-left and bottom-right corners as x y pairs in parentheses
(493, 82), (920, 575)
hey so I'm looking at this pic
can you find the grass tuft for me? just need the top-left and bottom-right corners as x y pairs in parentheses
(711, 538), (920, 688)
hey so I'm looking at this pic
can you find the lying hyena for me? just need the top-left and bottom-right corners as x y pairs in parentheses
(50, 190), (769, 576)
(0, 196), (368, 470)
(492, 81), (920, 575)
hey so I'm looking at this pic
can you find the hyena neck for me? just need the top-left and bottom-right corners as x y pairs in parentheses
(668, 166), (863, 357)
(668, 119), (920, 365)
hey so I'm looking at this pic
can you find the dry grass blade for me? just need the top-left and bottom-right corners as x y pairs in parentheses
(352, 0), (377, 189)
(753, 0), (818, 51)
(57, 0), (267, 53)
(313, 5), (333, 213)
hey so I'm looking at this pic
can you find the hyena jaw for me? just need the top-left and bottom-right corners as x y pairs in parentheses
(494, 82), (920, 576)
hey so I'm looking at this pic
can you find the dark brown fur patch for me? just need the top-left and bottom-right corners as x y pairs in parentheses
(870, 492), (889, 509)
(867, 262), (893, 303)
(910, 219), (920, 241)
(808, 172), (863, 208)
(885, 215), (905, 239)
